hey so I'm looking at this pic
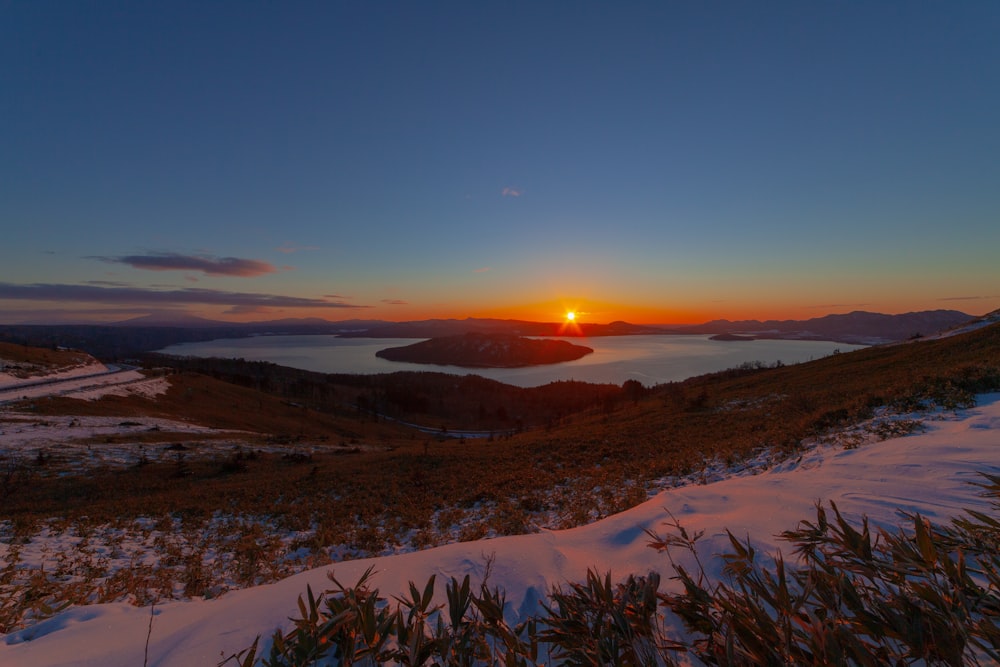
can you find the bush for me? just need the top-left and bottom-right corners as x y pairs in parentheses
(224, 474), (1000, 666)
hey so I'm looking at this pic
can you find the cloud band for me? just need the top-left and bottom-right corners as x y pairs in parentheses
(0, 283), (365, 309)
(94, 253), (277, 277)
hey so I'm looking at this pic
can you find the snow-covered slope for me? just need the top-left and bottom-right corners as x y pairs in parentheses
(927, 307), (1000, 339)
(0, 358), (108, 390)
(2, 394), (999, 666)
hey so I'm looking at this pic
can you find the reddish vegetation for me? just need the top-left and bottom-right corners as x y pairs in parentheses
(0, 342), (92, 376)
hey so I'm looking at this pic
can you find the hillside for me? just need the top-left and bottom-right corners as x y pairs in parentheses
(1, 326), (998, 665)
(375, 332), (594, 367)
(0, 342), (104, 385)
(1, 321), (998, 664)
(669, 308), (974, 343)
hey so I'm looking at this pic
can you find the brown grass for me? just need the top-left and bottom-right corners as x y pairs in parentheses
(2, 325), (998, 631)
(20, 372), (415, 442)
(7, 326), (999, 533)
(0, 341), (93, 372)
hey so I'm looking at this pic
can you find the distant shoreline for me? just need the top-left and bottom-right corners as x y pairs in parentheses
(153, 334), (864, 388)
(709, 333), (757, 341)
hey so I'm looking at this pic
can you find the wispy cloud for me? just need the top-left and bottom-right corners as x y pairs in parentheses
(93, 253), (278, 277)
(939, 295), (997, 302)
(473, 267), (491, 273)
(501, 187), (522, 197)
(84, 280), (131, 287)
(381, 299), (408, 305)
(276, 243), (320, 254)
(222, 305), (273, 315)
(0, 282), (367, 309)
(10, 307), (173, 318)
(807, 303), (870, 309)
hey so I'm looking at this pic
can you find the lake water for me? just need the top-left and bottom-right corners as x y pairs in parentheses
(158, 335), (865, 388)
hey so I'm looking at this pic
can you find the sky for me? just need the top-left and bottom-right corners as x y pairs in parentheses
(2, 1), (999, 325)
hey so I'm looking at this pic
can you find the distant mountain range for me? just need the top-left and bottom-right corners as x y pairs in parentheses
(0, 309), (979, 360)
(662, 310), (976, 344)
(333, 310), (973, 344)
(102, 309), (978, 344)
(108, 313), (387, 331)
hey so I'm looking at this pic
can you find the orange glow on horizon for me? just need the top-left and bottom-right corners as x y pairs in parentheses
(466, 299), (714, 326)
(164, 292), (879, 327)
(156, 297), (945, 328)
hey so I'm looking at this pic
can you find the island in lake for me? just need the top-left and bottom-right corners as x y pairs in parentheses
(376, 332), (594, 367)
(709, 333), (757, 341)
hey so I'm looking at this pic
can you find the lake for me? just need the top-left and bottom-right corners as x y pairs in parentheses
(158, 335), (865, 388)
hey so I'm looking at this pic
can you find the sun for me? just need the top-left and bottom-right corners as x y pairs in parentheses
(558, 308), (583, 335)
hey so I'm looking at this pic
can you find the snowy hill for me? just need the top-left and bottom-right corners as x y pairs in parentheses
(3, 393), (999, 666)
(0, 343), (106, 389)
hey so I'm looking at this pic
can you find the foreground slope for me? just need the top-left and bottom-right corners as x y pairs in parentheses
(3, 391), (999, 666)
(0, 342), (106, 388)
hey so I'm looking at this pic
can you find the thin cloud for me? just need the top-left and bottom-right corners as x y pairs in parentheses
(473, 267), (491, 273)
(276, 243), (321, 254)
(94, 253), (278, 277)
(222, 305), (273, 315)
(0, 282), (368, 309)
(939, 295), (997, 302)
(381, 299), (408, 305)
(501, 187), (522, 197)
(84, 280), (131, 287)
(6, 307), (172, 319)
(806, 303), (870, 309)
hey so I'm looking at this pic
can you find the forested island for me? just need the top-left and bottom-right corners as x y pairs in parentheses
(376, 332), (593, 367)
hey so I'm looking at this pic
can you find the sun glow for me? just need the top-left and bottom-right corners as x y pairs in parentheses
(558, 308), (583, 336)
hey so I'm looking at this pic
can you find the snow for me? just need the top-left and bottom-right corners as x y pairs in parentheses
(2, 394), (999, 666)
(926, 308), (1000, 339)
(0, 364), (170, 403)
(0, 349), (169, 403)
(0, 360), (108, 391)
(0, 412), (254, 472)
(62, 376), (171, 401)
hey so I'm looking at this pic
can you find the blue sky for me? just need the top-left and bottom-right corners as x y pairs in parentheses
(2, 1), (998, 324)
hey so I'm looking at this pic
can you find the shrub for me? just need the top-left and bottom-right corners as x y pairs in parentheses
(224, 474), (1000, 666)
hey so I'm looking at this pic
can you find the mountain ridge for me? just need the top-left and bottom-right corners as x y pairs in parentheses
(0, 309), (977, 360)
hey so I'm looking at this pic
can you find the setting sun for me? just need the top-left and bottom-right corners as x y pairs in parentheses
(566, 311), (576, 322)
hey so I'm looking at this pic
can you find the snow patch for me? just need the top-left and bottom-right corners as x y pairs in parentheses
(1, 394), (998, 666)
(63, 376), (171, 401)
(0, 361), (108, 390)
